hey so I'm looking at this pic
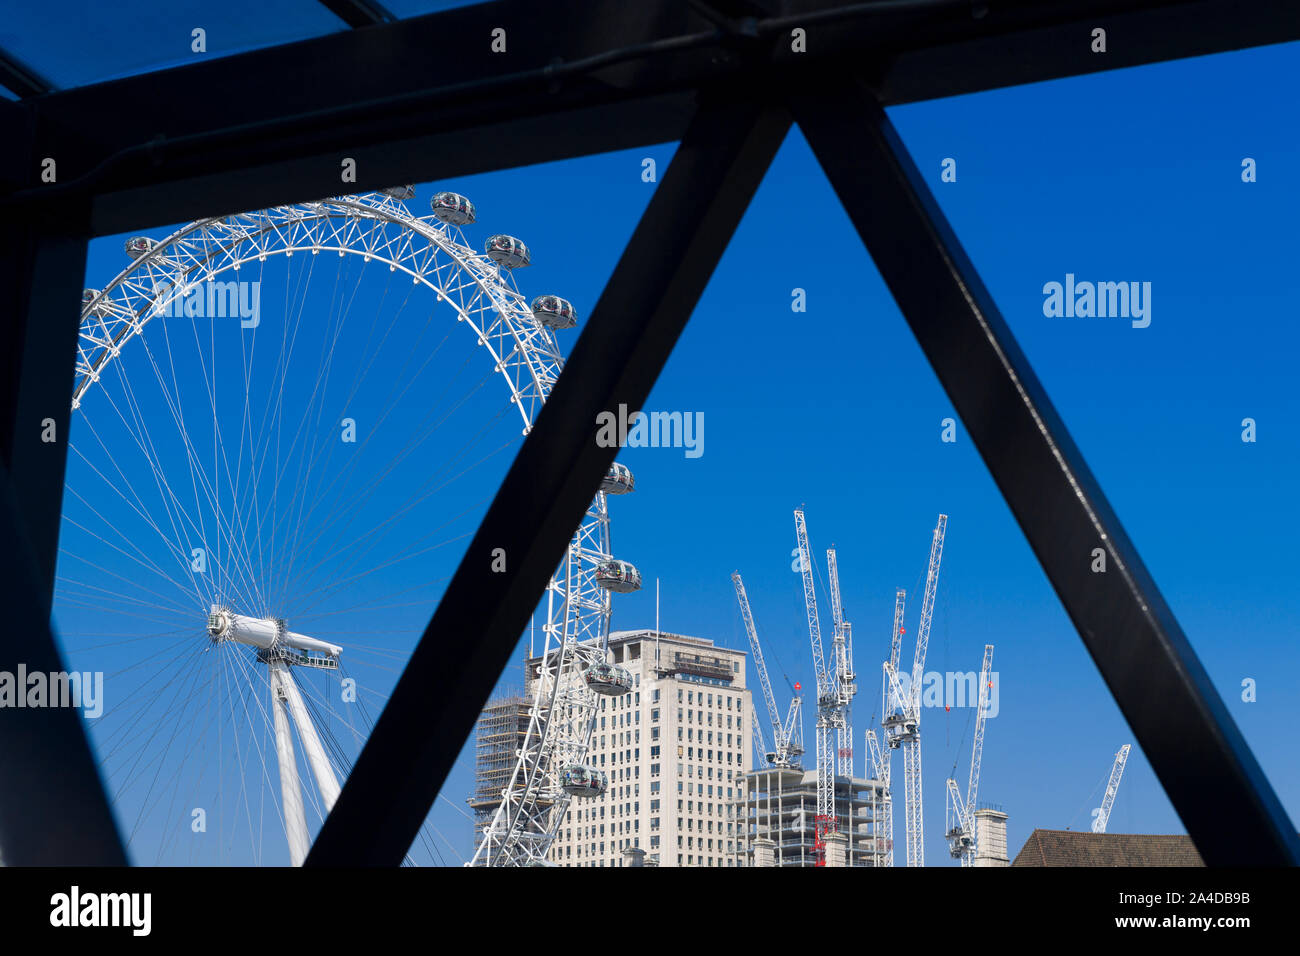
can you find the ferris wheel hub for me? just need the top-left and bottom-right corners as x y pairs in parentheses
(206, 605), (343, 660)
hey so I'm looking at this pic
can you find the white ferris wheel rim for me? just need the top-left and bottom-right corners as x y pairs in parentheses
(63, 189), (620, 866)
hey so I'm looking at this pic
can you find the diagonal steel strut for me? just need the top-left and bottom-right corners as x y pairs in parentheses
(790, 72), (1299, 866)
(307, 89), (791, 865)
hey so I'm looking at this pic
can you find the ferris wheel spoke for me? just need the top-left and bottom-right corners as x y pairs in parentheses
(220, 648), (279, 866)
(135, 659), (224, 864)
(276, 367), (506, 607)
(106, 367), (263, 613)
(103, 642), (211, 821)
(181, 298), (275, 620)
(139, 312), (226, 599)
(136, 334), (270, 617)
(57, 510), (201, 614)
(68, 417), (209, 607)
(282, 428), (510, 613)
(264, 310), (463, 600)
(262, 253), (377, 610)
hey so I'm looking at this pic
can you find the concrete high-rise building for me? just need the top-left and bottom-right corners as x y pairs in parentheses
(737, 766), (887, 866)
(543, 629), (752, 867)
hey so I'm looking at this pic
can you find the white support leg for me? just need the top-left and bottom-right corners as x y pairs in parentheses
(277, 663), (342, 811)
(270, 663), (311, 866)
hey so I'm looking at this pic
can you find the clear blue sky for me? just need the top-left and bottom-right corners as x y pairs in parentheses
(58, 36), (1300, 866)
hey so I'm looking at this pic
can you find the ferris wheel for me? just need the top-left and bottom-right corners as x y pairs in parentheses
(60, 186), (639, 866)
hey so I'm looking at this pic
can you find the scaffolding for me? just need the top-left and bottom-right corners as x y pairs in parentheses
(736, 767), (887, 867)
(468, 693), (533, 840)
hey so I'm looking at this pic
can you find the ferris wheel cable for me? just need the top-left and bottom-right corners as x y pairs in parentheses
(259, 342), (478, 604)
(229, 257), (271, 606)
(100, 640), (211, 774)
(283, 422), (512, 608)
(275, 390), (505, 602)
(275, 432), (510, 615)
(92, 647), (203, 769)
(54, 560), (196, 620)
(57, 529), (198, 622)
(116, 644), (213, 842)
(145, 661), (224, 864)
(61, 469), (206, 605)
(171, 656), (219, 866)
(74, 394), (213, 609)
(241, 247), (328, 602)
(59, 482), (211, 606)
(109, 366), (266, 616)
(47, 624), (196, 651)
(262, 253), (362, 604)
(50, 595), (193, 643)
(147, 315), (239, 608)
(184, 302), (282, 617)
(273, 322), (488, 578)
(280, 475), (491, 611)
(219, 656), (275, 866)
(257, 267), (418, 576)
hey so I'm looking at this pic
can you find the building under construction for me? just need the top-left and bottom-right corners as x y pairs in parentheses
(737, 766), (888, 867)
(467, 693), (532, 842)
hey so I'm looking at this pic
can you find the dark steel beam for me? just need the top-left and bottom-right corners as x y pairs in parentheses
(790, 72), (1300, 866)
(11, 0), (719, 235)
(4, 1), (1296, 237)
(774, 0), (1300, 106)
(0, 45), (54, 99)
(316, 0), (397, 28)
(0, 208), (89, 616)
(0, 463), (128, 864)
(307, 89), (791, 865)
(0, 198), (121, 866)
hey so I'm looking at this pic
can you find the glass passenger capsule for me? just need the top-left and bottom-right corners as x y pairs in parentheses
(485, 234), (530, 269)
(560, 764), (607, 798)
(381, 184), (415, 200)
(81, 288), (111, 318)
(584, 661), (633, 696)
(430, 191), (476, 225)
(595, 559), (641, 593)
(530, 294), (576, 329)
(599, 461), (635, 495)
(124, 236), (156, 259)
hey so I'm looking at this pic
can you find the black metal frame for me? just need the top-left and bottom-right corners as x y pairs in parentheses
(1, 0), (1296, 867)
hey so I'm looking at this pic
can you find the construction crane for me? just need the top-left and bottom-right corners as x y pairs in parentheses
(1092, 744), (1132, 833)
(864, 728), (889, 866)
(945, 644), (994, 866)
(883, 514), (947, 867)
(731, 571), (804, 768)
(794, 508), (847, 866)
(875, 588), (906, 866)
(826, 548), (857, 778)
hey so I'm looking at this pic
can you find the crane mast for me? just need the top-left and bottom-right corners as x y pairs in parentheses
(827, 548), (857, 778)
(883, 514), (947, 867)
(865, 728), (891, 866)
(1093, 744), (1132, 833)
(732, 570), (803, 768)
(794, 508), (843, 865)
(945, 644), (994, 865)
